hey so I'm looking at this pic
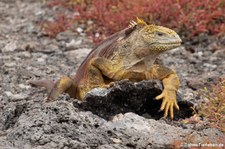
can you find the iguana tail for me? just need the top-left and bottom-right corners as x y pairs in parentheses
(28, 79), (54, 93)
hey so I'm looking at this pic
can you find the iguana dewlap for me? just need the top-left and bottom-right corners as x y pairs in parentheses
(29, 18), (182, 119)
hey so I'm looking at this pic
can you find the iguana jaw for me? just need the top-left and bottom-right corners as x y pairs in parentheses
(149, 41), (181, 52)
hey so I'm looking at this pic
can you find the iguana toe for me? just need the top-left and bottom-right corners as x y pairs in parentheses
(156, 89), (179, 119)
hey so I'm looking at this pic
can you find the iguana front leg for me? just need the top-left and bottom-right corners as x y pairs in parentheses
(146, 64), (180, 119)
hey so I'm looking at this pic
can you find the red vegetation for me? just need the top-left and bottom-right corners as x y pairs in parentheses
(43, 0), (225, 42)
(199, 78), (225, 132)
(40, 14), (71, 37)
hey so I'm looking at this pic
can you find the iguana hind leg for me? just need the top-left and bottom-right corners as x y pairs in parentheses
(77, 63), (107, 99)
(29, 76), (77, 101)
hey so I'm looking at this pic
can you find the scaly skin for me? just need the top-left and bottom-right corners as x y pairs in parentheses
(29, 18), (182, 119)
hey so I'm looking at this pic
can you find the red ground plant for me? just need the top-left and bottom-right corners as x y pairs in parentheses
(199, 78), (225, 132)
(42, 0), (224, 42)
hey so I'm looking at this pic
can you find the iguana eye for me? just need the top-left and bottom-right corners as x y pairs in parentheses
(157, 32), (164, 36)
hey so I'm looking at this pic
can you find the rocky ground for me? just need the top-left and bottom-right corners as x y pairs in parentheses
(0, 0), (225, 149)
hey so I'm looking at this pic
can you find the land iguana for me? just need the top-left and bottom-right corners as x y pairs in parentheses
(29, 18), (182, 119)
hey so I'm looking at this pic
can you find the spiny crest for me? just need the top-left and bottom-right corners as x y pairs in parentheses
(128, 20), (137, 28)
(136, 17), (147, 26)
(127, 18), (156, 34)
(146, 24), (156, 32)
(128, 17), (147, 28)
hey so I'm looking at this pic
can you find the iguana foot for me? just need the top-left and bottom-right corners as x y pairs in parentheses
(155, 89), (179, 119)
(47, 76), (75, 102)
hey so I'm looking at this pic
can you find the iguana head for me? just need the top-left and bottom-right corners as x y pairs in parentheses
(129, 18), (182, 54)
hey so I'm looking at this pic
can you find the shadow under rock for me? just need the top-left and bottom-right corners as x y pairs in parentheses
(73, 80), (194, 120)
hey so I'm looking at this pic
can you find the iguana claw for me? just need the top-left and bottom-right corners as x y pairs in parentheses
(155, 89), (179, 119)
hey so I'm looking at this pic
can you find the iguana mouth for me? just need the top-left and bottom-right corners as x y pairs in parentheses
(157, 42), (181, 47)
